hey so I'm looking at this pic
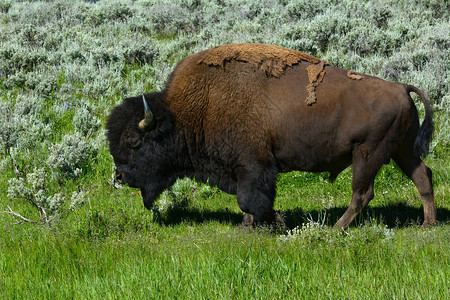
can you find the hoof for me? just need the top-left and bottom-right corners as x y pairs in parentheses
(421, 220), (437, 228)
(239, 213), (255, 228)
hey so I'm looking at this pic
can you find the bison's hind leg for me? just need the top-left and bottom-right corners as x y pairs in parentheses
(393, 151), (437, 226)
(236, 163), (278, 227)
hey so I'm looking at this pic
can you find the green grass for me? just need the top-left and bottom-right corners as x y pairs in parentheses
(1, 0), (449, 298)
(1, 147), (449, 299)
(1, 215), (449, 299)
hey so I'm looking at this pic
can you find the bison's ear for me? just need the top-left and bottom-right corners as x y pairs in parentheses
(139, 95), (155, 131)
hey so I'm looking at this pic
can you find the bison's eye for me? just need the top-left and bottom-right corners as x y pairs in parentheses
(124, 132), (142, 149)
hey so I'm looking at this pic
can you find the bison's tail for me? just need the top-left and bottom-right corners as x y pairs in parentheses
(406, 85), (433, 157)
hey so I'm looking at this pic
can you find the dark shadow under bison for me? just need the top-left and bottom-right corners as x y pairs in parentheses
(107, 43), (436, 229)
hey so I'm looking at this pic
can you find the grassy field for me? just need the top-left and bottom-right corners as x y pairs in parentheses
(1, 0), (449, 298)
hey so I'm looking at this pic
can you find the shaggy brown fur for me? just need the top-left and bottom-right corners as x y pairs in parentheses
(198, 43), (322, 78)
(347, 70), (365, 80)
(198, 43), (329, 105)
(306, 60), (327, 105)
(107, 43), (436, 230)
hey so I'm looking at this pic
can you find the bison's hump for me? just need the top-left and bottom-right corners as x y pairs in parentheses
(197, 43), (322, 78)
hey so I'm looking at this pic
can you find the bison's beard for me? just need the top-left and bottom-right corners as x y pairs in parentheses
(140, 186), (157, 209)
(140, 182), (170, 209)
(140, 176), (179, 209)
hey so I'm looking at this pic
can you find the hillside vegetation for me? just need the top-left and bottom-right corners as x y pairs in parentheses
(0, 0), (449, 298)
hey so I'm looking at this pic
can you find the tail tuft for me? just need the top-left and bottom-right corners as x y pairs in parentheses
(407, 85), (433, 157)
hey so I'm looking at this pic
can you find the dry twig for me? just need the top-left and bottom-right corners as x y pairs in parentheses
(4, 206), (40, 224)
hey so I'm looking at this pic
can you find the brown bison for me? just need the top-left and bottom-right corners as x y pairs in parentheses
(107, 43), (436, 229)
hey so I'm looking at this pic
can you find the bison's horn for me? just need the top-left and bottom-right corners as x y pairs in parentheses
(139, 95), (155, 130)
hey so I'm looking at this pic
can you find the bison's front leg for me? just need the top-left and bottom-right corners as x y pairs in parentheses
(236, 164), (278, 227)
(240, 213), (255, 227)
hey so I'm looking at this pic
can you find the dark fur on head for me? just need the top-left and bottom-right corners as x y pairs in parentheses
(107, 92), (174, 162)
(106, 92), (180, 208)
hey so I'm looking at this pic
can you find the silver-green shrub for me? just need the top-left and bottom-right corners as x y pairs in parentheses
(73, 102), (101, 136)
(0, 93), (52, 170)
(278, 215), (395, 244)
(47, 132), (95, 179)
(154, 178), (197, 215)
(153, 178), (216, 219)
(6, 167), (85, 224)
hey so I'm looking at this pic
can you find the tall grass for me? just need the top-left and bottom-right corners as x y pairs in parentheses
(0, 0), (449, 298)
(1, 222), (449, 299)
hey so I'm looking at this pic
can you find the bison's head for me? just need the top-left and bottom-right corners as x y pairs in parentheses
(106, 93), (178, 209)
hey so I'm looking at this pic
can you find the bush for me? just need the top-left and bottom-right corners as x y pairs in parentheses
(0, 93), (52, 170)
(47, 132), (96, 180)
(73, 102), (101, 136)
(6, 167), (85, 225)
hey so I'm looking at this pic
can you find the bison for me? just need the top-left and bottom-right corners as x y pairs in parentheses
(106, 43), (436, 229)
